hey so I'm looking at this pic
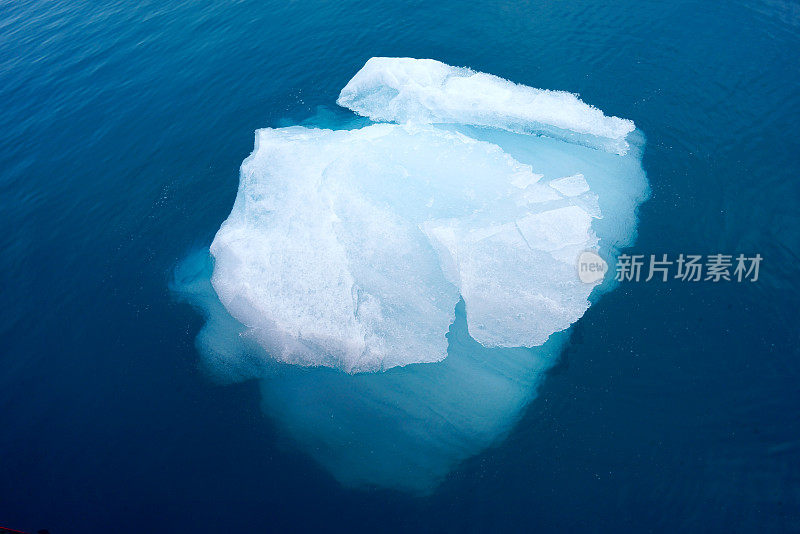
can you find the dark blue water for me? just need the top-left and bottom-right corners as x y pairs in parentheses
(2, 0), (799, 532)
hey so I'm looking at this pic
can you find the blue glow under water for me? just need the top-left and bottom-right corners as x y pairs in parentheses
(2, 0), (799, 532)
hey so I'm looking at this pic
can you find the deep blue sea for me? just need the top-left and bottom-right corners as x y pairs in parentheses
(2, 0), (800, 532)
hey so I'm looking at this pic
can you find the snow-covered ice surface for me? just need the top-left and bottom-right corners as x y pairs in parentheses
(172, 58), (649, 492)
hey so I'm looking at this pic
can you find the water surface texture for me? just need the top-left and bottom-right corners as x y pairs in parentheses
(2, 0), (799, 532)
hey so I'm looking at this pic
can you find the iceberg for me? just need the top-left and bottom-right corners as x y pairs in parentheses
(173, 58), (648, 492)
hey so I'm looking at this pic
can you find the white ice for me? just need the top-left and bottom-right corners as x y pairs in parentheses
(210, 122), (609, 372)
(338, 57), (636, 154)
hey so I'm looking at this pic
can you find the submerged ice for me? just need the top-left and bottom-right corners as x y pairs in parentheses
(175, 58), (648, 491)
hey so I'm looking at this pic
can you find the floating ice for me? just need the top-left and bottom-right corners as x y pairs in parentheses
(210, 123), (608, 371)
(338, 57), (636, 154)
(174, 58), (649, 491)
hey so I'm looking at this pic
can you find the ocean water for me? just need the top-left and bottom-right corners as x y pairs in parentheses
(2, 0), (799, 532)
